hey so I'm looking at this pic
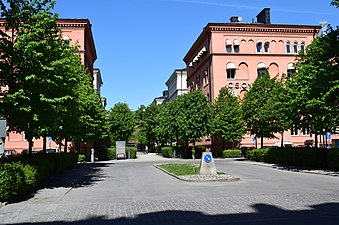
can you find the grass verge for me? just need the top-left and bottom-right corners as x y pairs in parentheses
(157, 163), (225, 176)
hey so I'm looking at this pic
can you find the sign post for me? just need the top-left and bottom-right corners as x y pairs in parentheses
(0, 119), (7, 156)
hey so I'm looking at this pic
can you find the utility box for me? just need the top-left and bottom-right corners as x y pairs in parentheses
(116, 141), (126, 159)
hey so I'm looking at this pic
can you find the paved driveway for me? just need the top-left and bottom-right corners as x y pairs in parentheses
(1, 155), (339, 224)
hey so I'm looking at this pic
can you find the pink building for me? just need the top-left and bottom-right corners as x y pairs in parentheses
(183, 8), (333, 148)
(1, 19), (98, 153)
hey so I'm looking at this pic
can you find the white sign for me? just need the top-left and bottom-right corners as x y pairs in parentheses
(116, 141), (126, 159)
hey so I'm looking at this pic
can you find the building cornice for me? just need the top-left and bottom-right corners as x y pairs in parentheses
(208, 26), (320, 34)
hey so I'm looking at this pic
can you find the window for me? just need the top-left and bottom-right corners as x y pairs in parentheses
(291, 125), (299, 136)
(302, 126), (310, 136)
(233, 40), (240, 53)
(293, 41), (298, 53)
(264, 41), (269, 53)
(256, 41), (262, 53)
(226, 63), (236, 79)
(300, 42), (305, 53)
(286, 41), (291, 53)
(257, 62), (267, 76)
(287, 63), (296, 78)
(63, 36), (70, 46)
(203, 69), (209, 86)
(226, 39), (232, 52)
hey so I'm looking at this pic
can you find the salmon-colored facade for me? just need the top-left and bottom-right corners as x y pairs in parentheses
(183, 8), (336, 148)
(1, 19), (98, 153)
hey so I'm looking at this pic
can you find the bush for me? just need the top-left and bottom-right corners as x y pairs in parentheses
(0, 162), (37, 201)
(223, 149), (242, 158)
(327, 149), (339, 170)
(78, 154), (86, 162)
(107, 147), (116, 160)
(162, 147), (174, 158)
(246, 148), (269, 162)
(126, 146), (137, 159)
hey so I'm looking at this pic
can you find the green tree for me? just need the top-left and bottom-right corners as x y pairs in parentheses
(242, 73), (281, 148)
(108, 103), (136, 143)
(211, 87), (245, 149)
(0, 0), (81, 154)
(173, 90), (211, 156)
(331, 0), (339, 7)
(287, 27), (339, 147)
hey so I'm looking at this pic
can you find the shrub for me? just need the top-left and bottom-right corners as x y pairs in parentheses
(327, 149), (339, 170)
(126, 146), (137, 159)
(107, 147), (116, 160)
(246, 148), (269, 162)
(223, 149), (242, 158)
(78, 154), (86, 162)
(162, 147), (174, 158)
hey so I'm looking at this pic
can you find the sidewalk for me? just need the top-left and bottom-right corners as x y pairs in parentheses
(135, 152), (175, 161)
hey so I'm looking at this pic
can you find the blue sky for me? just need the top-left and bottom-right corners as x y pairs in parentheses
(53, 0), (339, 111)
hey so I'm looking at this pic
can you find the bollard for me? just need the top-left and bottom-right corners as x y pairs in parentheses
(91, 148), (94, 162)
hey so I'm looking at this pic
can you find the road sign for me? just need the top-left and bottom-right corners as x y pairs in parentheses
(326, 132), (331, 141)
(204, 154), (212, 163)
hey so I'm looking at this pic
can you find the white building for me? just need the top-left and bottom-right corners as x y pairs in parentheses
(165, 69), (187, 102)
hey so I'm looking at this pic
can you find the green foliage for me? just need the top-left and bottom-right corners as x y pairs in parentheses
(223, 150), (242, 158)
(211, 87), (245, 147)
(327, 149), (339, 170)
(78, 154), (86, 162)
(242, 73), (284, 147)
(0, 153), (78, 201)
(126, 146), (137, 159)
(161, 146), (174, 158)
(108, 103), (136, 143)
(157, 163), (199, 176)
(246, 148), (270, 162)
(107, 147), (116, 160)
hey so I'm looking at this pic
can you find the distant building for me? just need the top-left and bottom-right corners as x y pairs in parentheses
(183, 8), (324, 148)
(152, 90), (169, 105)
(165, 69), (187, 102)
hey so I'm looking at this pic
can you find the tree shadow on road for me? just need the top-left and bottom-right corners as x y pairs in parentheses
(10, 202), (339, 225)
(44, 162), (112, 189)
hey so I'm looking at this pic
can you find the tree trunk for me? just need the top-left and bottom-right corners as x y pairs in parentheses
(280, 132), (284, 148)
(64, 139), (68, 152)
(43, 135), (47, 153)
(260, 135), (264, 148)
(315, 132), (318, 148)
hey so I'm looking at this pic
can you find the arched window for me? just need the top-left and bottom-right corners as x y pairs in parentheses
(264, 41), (269, 53)
(63, 36), (70, 46)
(257, 62), (267, 76)
(233, 40), (240, 53)
(287, 63), (296, 78)
(226, 62), (237, 79)
(286, 41), (291, 53)
(293, 41), (298, 53)
(300, 41), (305, 53)
(226, 39), (232, 53)
(256, 40), (262, 53)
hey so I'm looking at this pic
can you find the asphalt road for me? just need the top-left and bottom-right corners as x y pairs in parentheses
(1, 154), (339, 225)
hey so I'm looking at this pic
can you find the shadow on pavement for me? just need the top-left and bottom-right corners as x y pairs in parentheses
(44, 162), (112, 189)
(10, 202), (339, 225)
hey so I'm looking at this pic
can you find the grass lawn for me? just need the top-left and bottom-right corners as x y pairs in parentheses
(157, 163), (225, 176)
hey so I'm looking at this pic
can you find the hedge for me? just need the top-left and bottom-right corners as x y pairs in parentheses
(246, 147), (339, 170)
(0, 153), (78, 202)
(223, 149), (242, 158)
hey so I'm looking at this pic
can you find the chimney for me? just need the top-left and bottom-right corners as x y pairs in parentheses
(256, 8), (270, 24)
